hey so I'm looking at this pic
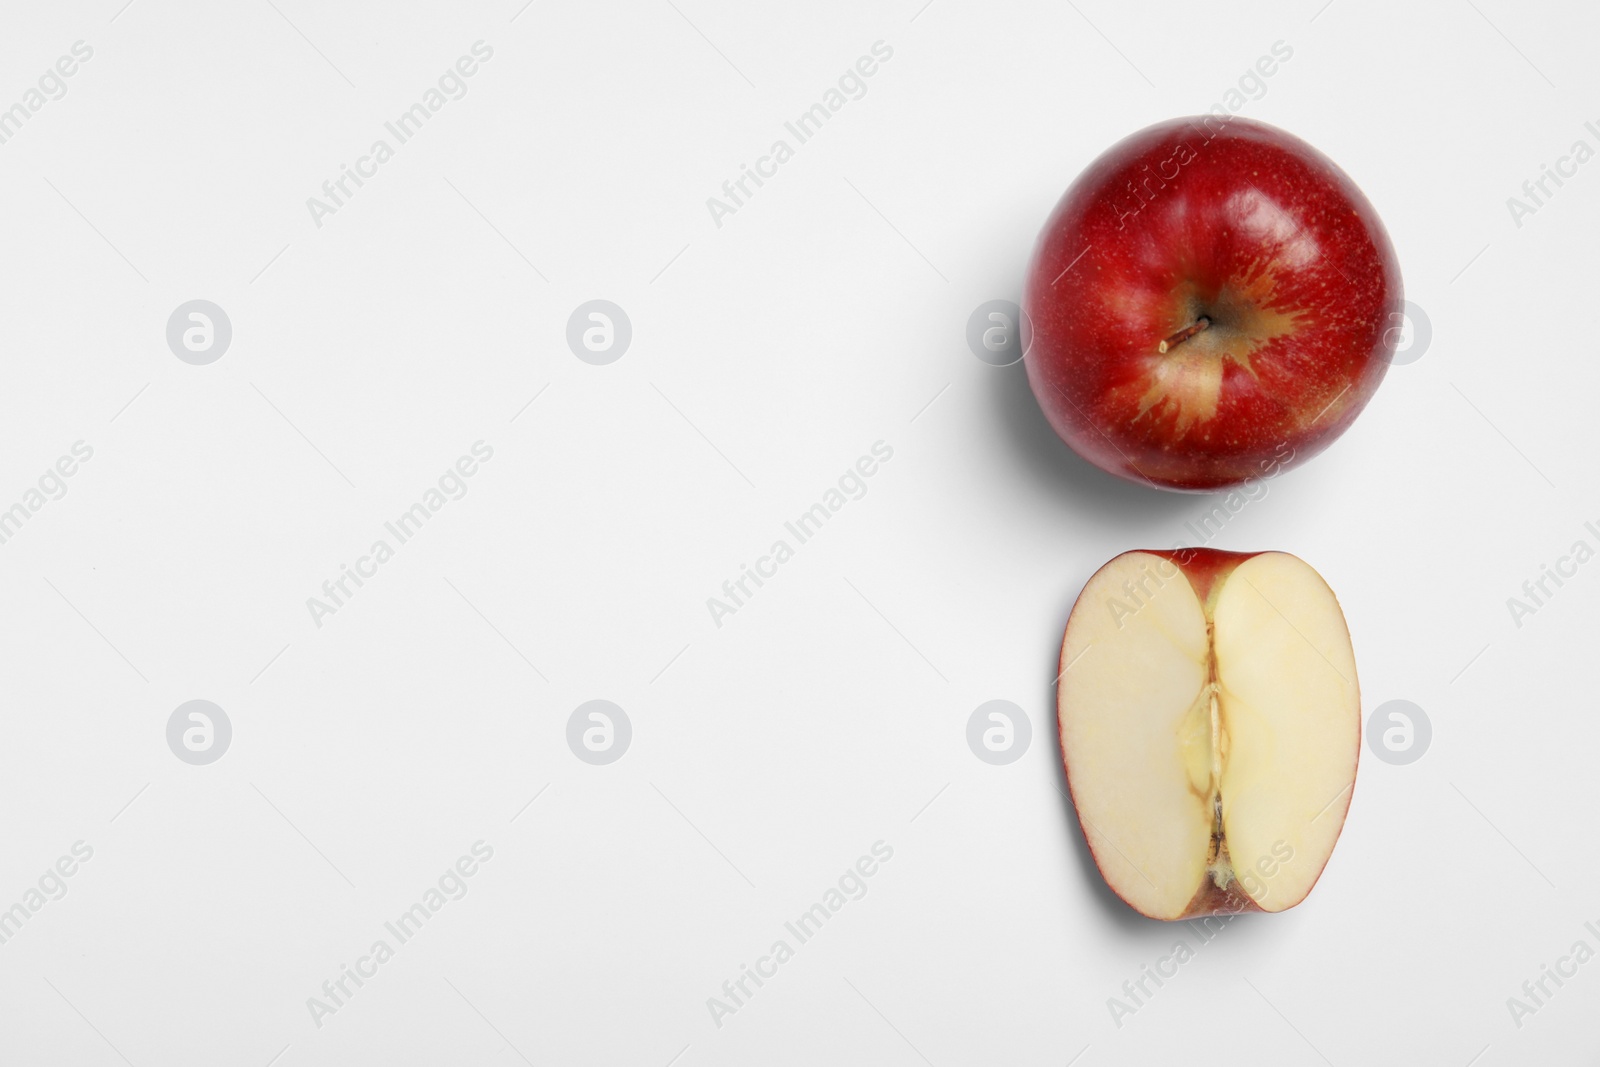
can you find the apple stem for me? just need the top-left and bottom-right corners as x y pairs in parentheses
(1158, 317), (1211, 354)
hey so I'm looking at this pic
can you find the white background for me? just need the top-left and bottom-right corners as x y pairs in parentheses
(0, 0), (1596, 1064)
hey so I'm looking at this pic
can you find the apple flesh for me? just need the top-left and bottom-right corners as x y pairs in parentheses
(1023, 116), (1402, 491)
(1058, 548), (1359, 919)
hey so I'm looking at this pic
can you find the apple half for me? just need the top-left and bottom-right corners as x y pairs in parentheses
(1058, 548), (1359, 919)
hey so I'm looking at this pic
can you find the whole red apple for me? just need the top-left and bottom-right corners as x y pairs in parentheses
(1022, 116), (1402, 491)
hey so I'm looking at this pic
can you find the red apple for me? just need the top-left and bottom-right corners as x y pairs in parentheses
(1022, 116), (1402, 491)
(1058, 548), (1360, 919)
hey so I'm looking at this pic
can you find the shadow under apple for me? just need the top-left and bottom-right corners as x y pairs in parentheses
(985, 360), (1195, 530)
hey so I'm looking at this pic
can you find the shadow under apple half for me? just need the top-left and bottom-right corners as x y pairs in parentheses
(1058, 548), (1359, 920)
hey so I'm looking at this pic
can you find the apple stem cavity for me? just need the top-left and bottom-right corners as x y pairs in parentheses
(1158, 316), (1211, 354)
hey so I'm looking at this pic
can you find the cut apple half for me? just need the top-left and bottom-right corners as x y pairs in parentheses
(1058, 549), (1359, 920)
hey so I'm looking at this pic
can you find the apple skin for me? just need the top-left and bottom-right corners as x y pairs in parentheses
(1057, 547), (1360, 920)
(1023, 116), (1402, 491)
